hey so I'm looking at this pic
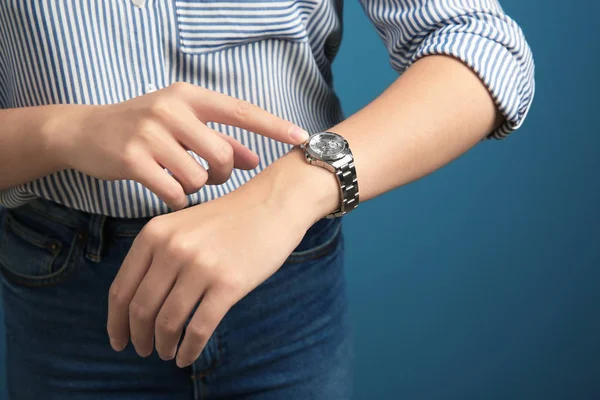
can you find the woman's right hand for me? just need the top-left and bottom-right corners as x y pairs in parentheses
(51, 82), (309, 210)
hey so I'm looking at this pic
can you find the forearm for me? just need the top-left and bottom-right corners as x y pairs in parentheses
(253, 55), (504, 226)
(0, 106), (70, 189)
(333, 55), (502, 200)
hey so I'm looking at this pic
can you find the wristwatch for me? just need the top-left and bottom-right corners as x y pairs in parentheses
(300, 131), (359, 219)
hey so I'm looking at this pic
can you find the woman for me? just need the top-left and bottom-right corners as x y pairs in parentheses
(0, 0), (534, 399)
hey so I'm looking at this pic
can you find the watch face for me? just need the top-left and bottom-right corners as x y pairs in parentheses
(307, 132), (346, 160)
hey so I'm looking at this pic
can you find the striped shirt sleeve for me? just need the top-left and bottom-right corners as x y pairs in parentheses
(358, 0), (535, 139)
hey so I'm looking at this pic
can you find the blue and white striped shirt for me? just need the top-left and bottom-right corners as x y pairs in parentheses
(0, 0), (534, 218)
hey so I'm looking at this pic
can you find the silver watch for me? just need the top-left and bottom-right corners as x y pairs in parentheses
(300, 132), (359, 219)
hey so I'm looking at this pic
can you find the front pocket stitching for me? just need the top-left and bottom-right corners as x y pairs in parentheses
(0, 217), (56, 275)
(4, 214), (62, 256)
(24, 200), (79, 228)
(286, 222), (342, 264)
(0, 233), (79, 286)
(175, 0), (310, 55)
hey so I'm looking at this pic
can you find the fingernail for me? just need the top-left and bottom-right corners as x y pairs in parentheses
(159, 351), (176, 361)
(110, 338), (126, 351)
(289, 126), (310, 143)
(176, 358), (190, 368)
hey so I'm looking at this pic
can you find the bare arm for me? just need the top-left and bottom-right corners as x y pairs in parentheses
(0, 85), (309, 208)
(0, 106), (67, 190)
(105, 55), (517, 366)
(104, 1), (535, 366)
(264, 55), (505, 220)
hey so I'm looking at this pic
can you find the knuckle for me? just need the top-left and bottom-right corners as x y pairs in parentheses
(141, 219), (167, 243)
(217, 271), (244, 294)
(156, 313), (180, 336)
(186, 324), (210, 343)
(212, 143), (233, 168)
(189, 169), (208, 191)
(121, 146), (143, 174)
(108, 283), (127, 307)
(129, 122), (158, 154)
(148, 98), (172, 120)
(234, 99), (252, 120)
(194, 251), (221, 273)
(163, 186), (185, 208)
(167, 237), (197, 261)
(169, 81), (191, 94)
(129, 300), (151, 322)
(134, 118), (157, 138)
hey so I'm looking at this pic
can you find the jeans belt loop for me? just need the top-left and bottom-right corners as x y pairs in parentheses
(85, 214), (107, 263)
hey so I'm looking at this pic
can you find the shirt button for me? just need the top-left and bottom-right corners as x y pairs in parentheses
(132, 0), (146, 8)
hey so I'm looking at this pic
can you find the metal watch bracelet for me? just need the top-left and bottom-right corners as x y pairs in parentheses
(327, 158), (359, 219)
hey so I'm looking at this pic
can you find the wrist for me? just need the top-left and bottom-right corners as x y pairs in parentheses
(238, 147), (341, 230)
(41, 105), (74, 170)
(42, 104), (96, 170)
(33, 105), (72, 171)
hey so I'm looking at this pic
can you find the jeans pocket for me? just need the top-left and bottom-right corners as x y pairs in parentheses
(174, 0), (311, 55)
(285, 219), (342, 265)
(0, 211), (79, 287)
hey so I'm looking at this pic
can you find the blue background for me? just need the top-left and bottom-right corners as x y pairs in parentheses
(1, 0), (599, 399)
(336, 0), (600, 399)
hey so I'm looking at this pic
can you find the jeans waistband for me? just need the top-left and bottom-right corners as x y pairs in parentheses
(9, 198), (341, 264)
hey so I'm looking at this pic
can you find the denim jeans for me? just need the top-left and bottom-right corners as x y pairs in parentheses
(0, 199), (353, 399)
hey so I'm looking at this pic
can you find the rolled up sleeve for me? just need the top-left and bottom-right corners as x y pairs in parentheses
(359, 0), (535, 138)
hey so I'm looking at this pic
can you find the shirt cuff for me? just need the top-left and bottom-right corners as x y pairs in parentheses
(405, 31), (535, 139)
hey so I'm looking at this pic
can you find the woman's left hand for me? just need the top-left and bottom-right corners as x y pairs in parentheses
(105, 172), (315, 368)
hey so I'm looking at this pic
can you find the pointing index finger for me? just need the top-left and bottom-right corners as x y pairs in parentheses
(173, 83), (310, 144)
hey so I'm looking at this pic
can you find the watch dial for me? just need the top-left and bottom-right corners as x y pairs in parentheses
(308, 133), (345, 159)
